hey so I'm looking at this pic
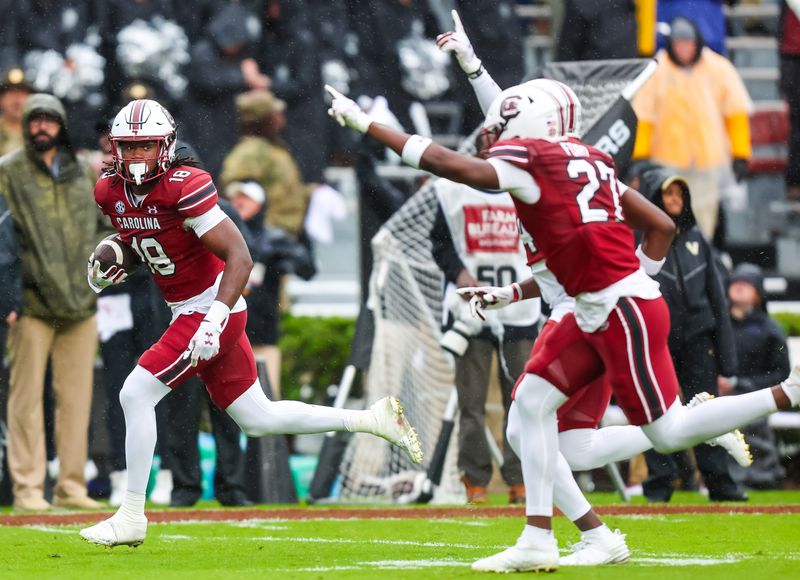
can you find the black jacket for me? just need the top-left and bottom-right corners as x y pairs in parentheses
(184, 3), (260, 177)
(731, 310), (790, 394)
(640, 168), (737, 376)
(0, 194), (22, 320)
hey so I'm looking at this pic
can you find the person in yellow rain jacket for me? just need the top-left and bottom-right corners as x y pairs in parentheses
(633, 16), (752, 240)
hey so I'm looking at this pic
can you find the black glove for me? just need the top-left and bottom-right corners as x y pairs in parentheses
(732, 158), (749, 183)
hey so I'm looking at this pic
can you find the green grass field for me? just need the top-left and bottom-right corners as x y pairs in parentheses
(1, 491), (799, 579)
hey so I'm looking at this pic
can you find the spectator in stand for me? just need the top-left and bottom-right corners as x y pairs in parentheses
(556, 0), (638, 61)
(633, 16), (753, 241)
(0, 187), (21, 506)
(657, 0), (727, 55)
(16, 1), (106, 149)
(0, 94), (107, 511)
(220, 90), (313, 396)
(639, 167), (746, 502)
(346, 0), (439, 130)
(184, 1), (269, 176)
(780, 1), (800, 202)
(0, 68), (33, 156)
(256, 0), (327, 183)
(721, 263), (790, 489)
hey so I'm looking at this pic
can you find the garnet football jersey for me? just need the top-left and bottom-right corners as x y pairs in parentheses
(95, 166), (224, 303)
(487, 137), (640, 298)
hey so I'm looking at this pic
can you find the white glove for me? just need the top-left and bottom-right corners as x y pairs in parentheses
(325, 84), (373, 134)
(436, 10), (482, 76)
(456, 283), (521, 321)
(184, 320), (222, 367)
(87, 254), (127, 294)
(183, 301), (230, 367)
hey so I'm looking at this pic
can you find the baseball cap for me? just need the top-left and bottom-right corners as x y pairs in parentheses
(0, 68), (34, 94)
(225, 181), (266, 205)
(236, 90), (286, 123)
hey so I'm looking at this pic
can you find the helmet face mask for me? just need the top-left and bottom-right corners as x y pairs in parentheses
(110, 99), (177, 185)
(478, 79), (582, 154)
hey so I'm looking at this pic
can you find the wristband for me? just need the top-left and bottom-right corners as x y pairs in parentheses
(636, 245), (666, 276)
(204, 300), (231, 327)
(466, 63), (485, 79)
(401, 135), (433, 169)
(510, 282), (522, 302)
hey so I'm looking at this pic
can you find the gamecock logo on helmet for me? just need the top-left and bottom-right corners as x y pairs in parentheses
(499, 96), (524, 121)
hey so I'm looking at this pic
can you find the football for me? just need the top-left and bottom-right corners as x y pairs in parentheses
(92, 234), (141, 276)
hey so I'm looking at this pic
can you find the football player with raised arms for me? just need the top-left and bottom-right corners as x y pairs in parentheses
(326, 23), (800, 570)
(437, 11), (751, 567)
(79, 99), (423, 548)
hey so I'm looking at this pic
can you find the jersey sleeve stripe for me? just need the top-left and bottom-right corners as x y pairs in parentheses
(489, 155), (529, 167)
(177, 184), (217, 209)
(489, 149), (528, 159)
(489, 144), (527, 152)
(179, 191), (217, 211)
(179, 179), (215, 202)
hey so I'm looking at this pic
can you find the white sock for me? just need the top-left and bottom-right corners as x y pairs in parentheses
(119, 366), (171, 494)
(559, 426), (652, 471)
(117, 491), (146, 521)
(583, 524), (613, 540)
(644, 390), (777, 453)
(226, 381), (355, 436)
(519, 524), (555, 547)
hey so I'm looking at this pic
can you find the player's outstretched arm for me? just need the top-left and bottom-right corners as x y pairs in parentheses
(436, 9), (502, 114)
(620, 187), (675, 274)
(326, 85), (500, 190)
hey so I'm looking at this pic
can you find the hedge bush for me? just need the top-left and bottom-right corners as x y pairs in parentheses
(772, 312), (800, 337)
(278, 314), (357, 402)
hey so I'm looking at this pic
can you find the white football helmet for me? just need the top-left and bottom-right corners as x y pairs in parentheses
(477, 79), (582, 152)
(109, 99), (177, 185)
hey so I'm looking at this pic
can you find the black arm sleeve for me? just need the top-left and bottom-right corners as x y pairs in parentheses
(430, 203), (466, 284)
(707, 244), (738, 377)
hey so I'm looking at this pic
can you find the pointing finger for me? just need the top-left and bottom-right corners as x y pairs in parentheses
(451, 9), (464, 34)
(324, 84), (345, 101)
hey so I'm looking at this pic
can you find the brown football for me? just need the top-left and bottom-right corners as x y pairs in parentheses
(92, 234), (141, 275)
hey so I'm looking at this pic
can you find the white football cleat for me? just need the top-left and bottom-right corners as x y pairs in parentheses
(80, 513), (148, 547)
(369, 397), (424, 465)
(472, 541), (559, 573)
(689, 392), (753, 467)
(560, 529), (630, 566)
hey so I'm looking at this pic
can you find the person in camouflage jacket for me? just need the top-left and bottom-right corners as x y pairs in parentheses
(0, 93), (106, 511)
